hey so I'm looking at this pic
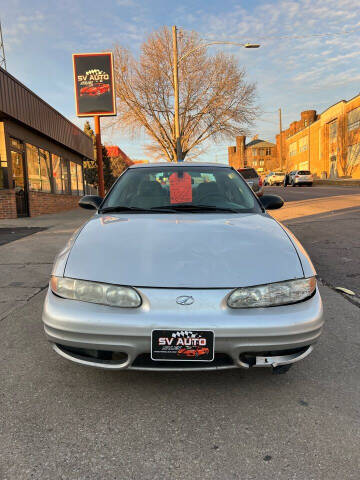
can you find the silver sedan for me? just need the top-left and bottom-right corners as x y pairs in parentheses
(42, 162), (323, 373)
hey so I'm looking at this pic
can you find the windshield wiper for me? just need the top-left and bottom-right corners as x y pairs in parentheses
(99, 205), (176, 214)
(154, 204), (240, 213)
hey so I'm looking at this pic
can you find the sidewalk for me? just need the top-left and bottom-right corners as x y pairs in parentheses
(270, 193), (360, 221)
(0, 208), (92, 321)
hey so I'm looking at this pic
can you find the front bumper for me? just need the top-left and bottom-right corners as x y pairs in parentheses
(43, 287), (324, 371)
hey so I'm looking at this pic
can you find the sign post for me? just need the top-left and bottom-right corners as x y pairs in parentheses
(73, 52), (116, 196)
(94, 116), (105, 197)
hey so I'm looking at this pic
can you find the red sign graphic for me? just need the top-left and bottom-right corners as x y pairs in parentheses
(169, 172), (192, 204)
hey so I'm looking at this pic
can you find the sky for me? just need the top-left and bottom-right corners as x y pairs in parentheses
(1, 0), (360, 163)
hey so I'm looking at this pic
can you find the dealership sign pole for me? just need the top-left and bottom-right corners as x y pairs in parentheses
(73, 52), (117, 197)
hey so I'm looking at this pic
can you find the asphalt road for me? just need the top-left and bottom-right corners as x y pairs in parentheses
(0, 190), (359, 480)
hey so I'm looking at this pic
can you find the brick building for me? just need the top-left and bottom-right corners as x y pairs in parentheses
(0, 67), (94, 219)
(228, 135), (278, 173)
(276, 94), (360, 179)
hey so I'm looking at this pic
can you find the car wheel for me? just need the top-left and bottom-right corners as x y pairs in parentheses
(272, 364), (292, 374)
(308, 183), (313, 187)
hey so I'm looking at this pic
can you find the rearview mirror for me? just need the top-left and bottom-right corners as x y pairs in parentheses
(79, 195), (103, 210)
(260, 194), (284, 210)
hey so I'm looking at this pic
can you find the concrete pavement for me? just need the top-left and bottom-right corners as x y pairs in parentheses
(0, 209), (92, 321)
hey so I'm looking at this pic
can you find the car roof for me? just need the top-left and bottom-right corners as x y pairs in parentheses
(128, 162), (230, 169)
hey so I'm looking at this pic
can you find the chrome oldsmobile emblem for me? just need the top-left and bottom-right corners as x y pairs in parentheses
(176, 295), (195, 306)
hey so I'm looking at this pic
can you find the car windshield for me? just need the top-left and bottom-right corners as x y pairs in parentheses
(274, 172), (284, 175)
(101, 166), (262, 214)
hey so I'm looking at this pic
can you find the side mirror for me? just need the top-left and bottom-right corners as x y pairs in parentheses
(79, 195), (103, 210)
(260, 194), (284, 210)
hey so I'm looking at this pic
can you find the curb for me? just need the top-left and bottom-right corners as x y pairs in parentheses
(313, 180), (360, 187)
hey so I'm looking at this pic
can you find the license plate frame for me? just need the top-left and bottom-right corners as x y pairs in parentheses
(151, 330), (215, 362)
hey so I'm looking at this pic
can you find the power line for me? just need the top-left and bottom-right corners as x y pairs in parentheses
(0, 19), (6, 70)
(204, 26), (360, 47)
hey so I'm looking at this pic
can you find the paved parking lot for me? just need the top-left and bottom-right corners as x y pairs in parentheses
(0, 188), (359, 480)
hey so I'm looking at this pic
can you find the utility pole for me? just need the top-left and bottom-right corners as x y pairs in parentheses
(172, 25), (182, 162)
(94, 116), (105, 197)
(278, 108), (283, 171)
(0, 19), (7, 70)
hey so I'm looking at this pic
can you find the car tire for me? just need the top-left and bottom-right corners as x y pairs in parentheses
(272, 364), (292, 374)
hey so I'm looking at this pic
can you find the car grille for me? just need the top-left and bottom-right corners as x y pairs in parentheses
(131, 353), (234, 369)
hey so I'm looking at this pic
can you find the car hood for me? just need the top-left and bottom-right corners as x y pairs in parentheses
(64, 213), (304, 288)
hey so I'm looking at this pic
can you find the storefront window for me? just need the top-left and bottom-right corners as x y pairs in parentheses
(77, 164), (84, 196)
(39, 149), (52, 193)
(26, 144), (41, 191)
(52, 154), (63, 193)
(52, 155), (69, 194)
(26, 144), (52, 192)
(61, 158), (70, 194)
(0, 153), (8, 189)
(70, 162), (78, 195)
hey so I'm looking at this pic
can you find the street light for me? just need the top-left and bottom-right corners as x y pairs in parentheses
(172, 25), (260, 162)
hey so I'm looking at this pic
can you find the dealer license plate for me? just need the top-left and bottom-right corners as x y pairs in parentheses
(151, 330), (214, 361)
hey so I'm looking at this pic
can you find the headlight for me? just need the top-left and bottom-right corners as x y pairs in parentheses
(227, 277), (316, 308)
(50, 276), (141, 308)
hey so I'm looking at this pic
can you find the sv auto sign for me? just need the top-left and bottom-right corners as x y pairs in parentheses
(73, 52), (116, 117)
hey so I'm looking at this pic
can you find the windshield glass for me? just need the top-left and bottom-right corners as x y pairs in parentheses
(101, 166), (261, 213)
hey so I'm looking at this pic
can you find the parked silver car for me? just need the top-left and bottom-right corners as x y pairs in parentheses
(237, 167), (263, 196)
(289, 170), (314, 186)
(43, 163), (323, 373)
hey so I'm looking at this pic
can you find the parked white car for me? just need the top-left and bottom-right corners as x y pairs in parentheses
(264, 171), (286, 186)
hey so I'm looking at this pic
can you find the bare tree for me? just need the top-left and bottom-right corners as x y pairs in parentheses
(113, 27), (257, 161)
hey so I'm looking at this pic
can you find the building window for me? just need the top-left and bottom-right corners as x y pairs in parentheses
(347, 143), (360, 173)
(61, 158), (70, 194)
(0, 154), (8, 189)
(289, 142), (297, 157)
(26, 144), (52, 192)
(252, 149), (257, 156)
(265, 148), (271, 156)
(39, 149), (52, 193)
(52, 154), (70, 194)
(69, 162), (84, 196)
(298, 136), (308, 153)
(26, 144), (41, 191)
(348, 107), (360, 132)
(77, 164), (84, 196)
(252, 160), (257, 167)
(70, 162), (78, 195)
(329, 120), (338, 141)
(259, 159), (264, 167)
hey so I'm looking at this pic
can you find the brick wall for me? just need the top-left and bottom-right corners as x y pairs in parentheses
(28, 192), (81, 217)
(0, 189), (17, 218)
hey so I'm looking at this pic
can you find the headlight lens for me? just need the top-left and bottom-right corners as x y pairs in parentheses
(227, 277), (316, 308)
(50, 276), (141, 308)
